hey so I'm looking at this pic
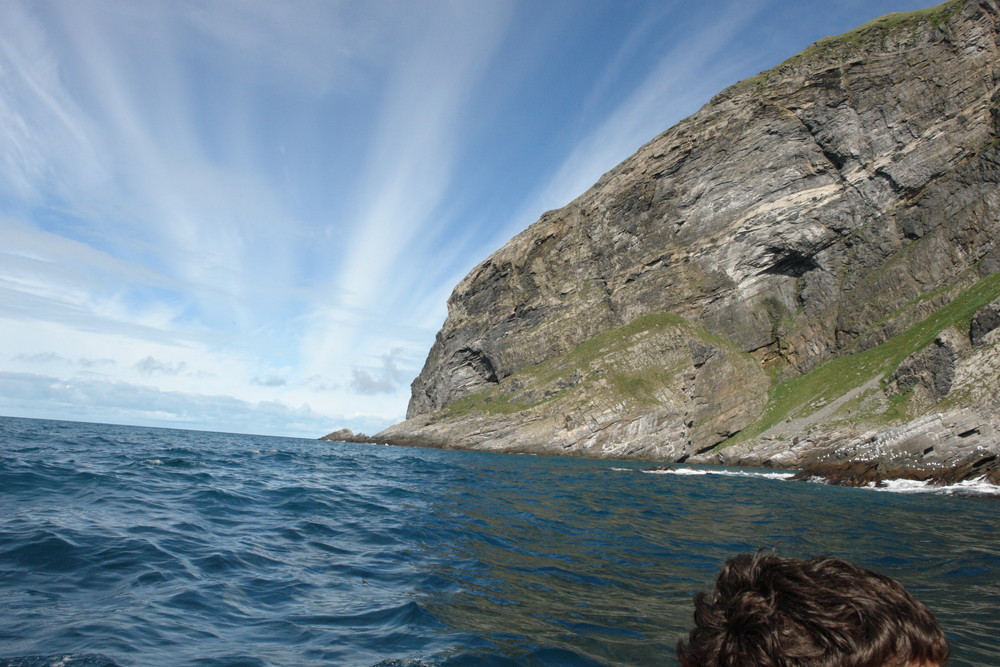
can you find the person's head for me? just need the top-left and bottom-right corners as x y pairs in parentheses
(677, 551), (949, 667)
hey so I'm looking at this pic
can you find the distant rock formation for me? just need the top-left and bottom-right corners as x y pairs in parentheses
(319, 428), (371, 444)
(373, 0), (1000, 478)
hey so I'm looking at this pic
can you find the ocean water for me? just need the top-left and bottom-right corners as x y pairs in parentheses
(0, 416), (997, 666)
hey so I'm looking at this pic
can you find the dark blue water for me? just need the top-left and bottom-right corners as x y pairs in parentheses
(0, 416), (997, 666)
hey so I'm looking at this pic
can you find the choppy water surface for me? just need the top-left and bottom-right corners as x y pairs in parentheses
(0, 416), (997, 666)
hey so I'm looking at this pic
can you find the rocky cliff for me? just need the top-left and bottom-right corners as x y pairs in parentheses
(375, 0), (1000, 475)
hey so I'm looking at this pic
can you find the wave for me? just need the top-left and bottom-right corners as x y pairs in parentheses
(141, 457), (203, 468)
(867, 476), (1000, 497)
(639, 467), (795, 481)
(621, 465), (1000, 496)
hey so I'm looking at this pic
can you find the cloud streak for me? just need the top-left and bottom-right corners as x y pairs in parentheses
(252, 375), (288, 388)
(350, 349), (405, 396)
(135, 356), (188, 377)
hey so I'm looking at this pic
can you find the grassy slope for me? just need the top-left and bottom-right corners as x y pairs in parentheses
(731, 0), (963, 94)
(438, 268), (1000, 431)
(723, 270), (1000, 446)
(439, 312), (743, 419)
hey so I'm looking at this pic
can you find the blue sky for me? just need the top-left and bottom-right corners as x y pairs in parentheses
(0, 0), (934, 438)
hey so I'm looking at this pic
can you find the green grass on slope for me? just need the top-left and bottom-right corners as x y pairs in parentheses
(820, 0), (963, 43)
(439, 269), (1000, 439)
(724, 270), (1000, 445)
(440, 312), (738, 418)
(733, 0), (963, 94)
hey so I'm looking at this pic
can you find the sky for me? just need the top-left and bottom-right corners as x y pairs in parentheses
(0, 0), (936, 438)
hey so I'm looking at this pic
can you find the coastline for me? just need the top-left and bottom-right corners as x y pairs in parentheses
(320, 421), (1000, 496)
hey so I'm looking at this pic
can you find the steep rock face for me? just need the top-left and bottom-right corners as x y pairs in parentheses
(380, 0), (1000, 462)
(382, 314), (768, 459)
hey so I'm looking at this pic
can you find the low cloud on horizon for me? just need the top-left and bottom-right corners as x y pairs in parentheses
(0, 370), (386, 439)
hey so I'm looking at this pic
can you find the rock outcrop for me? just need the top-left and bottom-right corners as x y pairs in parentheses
(319, 428), (371, 444)
(375, 0), (1000, 472)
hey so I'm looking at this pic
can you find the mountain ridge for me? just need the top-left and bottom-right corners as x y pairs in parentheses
(356, 0), (1000, 480)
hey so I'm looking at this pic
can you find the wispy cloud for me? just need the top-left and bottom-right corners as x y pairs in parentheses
(12, 352), (67, 364)
(1, 214), (178, 320)
(298, 1), (515, 389)
(78, 357), (116, 369)
(251, 375), (288, 388)
(350, 349), (405, 396)
(10, 352), (116, 369)
(489, 1), (768, 249)
(0, 3), (107, 204)
(306, 376), (341, 393)
(180, 0), (399, 95)
(340, 2), (515, 285)
(135, 356), (188, 377)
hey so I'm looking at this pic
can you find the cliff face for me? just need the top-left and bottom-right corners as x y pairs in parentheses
(378, 0), (1000, 467)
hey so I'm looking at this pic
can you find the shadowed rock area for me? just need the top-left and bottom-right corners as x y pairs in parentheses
(355, 0), (1000, 481)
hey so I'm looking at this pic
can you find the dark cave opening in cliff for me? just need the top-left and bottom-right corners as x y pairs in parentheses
(764, 249), (820, 278)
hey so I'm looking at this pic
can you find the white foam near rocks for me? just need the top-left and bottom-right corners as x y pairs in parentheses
(868, 476), (1000, 496)
(641, 467), (795, 481)
(616, 466), (999, 496)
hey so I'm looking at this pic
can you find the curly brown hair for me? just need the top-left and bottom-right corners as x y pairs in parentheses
(676, 552), (949, 667)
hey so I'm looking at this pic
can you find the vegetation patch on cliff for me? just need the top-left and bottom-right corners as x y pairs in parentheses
(817, 0), (962, 43)
(729, 0), (962, 96)
(723, 270), (1000, 445)
(439, 312), (740, 419)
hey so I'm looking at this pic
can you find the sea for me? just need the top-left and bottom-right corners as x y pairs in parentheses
(0, 415), (997, 667)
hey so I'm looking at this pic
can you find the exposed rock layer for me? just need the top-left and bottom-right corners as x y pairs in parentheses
(374, 0), (1000, 472)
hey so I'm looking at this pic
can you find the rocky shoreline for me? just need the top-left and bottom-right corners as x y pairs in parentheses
(788, 458), (1000, 489)
(687, 406), (1000, 491)
(321, 422), (1000, 494)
